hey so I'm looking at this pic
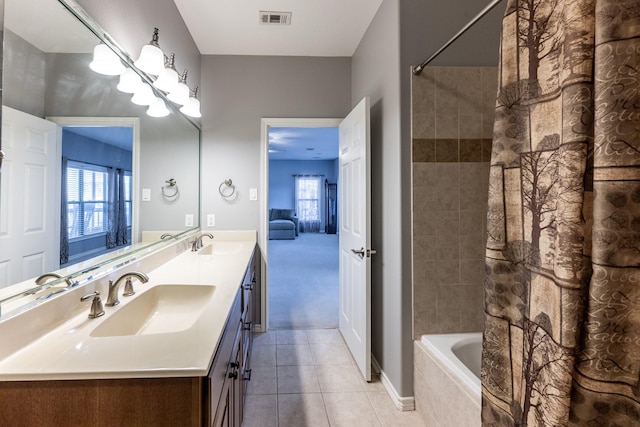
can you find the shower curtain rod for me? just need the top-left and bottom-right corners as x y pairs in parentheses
(412, 0), (504, 75)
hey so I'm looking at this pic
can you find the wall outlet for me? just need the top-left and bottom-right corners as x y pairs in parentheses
(249, 188), (258, 201)
(185, 214), (194, 227)
(207, 214), (215, 227)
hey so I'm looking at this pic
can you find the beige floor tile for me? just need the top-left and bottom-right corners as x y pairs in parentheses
(251, 344), (276, 366)
(253, 330), (276, 346)
(277, 344), (314, 366)
(241, 394), (278, 427)
(277, 329), (309, 345)
(323, 392), (381, 427)
(306, 328), (343, 344)
(277, 393), (330, 427)
(316, 364), (364, 392)
(277, 365), (321, 394)
(309, 342), (353, 365)
(353, 366), (387, 392)
(246, 366), (277, 395)
(367, 391), (425, 427)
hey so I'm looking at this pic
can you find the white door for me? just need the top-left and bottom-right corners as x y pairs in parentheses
(338, 97), (373, 381)
(0, 107), (60, 288)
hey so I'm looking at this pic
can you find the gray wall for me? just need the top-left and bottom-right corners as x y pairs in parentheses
(352, 0), (412, 397)
(199, 55), (351, 231)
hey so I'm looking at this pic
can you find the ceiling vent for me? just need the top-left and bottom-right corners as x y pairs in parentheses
(259, 11), (292, 25)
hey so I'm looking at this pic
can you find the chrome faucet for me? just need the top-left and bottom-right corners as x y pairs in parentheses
(191, 233), (214, 251)
(80, 291), (105, 318)
(160, 233), (178, 240)
(35, 272), (76, 288)
(106, 272), (150, 307)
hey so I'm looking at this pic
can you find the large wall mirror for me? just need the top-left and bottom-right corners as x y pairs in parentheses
(0, 0), (201, 310)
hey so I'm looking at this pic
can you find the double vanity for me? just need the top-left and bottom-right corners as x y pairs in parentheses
(0, 230), (259, 427)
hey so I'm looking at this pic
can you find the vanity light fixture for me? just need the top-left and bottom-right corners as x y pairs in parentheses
(134, 28), (165, 76)
(116, 68), (143, 93)
(89, 43), (126, 76)
(167, 70), (191, 105)
(180, 87), (202, 118)
(147, 98), (170, 117)
(153, 53), (180, 92)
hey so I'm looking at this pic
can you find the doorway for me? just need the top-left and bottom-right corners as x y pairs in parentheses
(259, 118), (341, 331)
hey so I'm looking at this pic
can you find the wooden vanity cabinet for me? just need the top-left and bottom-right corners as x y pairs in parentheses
(0, 246), (258, 427)
(206, 246), (257, 427)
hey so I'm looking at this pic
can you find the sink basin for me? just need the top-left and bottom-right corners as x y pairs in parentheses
(198, 242), (244, 255)
(90, 285), (215, 337)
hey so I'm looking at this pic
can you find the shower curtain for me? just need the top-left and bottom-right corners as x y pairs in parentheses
(482, 0), (640, 426)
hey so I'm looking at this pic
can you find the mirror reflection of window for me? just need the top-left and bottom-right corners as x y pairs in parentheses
(66, 161), (109, 238)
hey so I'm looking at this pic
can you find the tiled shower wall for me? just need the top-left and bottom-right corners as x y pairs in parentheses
(411, 66), (498, 338)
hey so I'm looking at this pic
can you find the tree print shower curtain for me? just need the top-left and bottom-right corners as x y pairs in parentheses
(482, 0), (640, 425)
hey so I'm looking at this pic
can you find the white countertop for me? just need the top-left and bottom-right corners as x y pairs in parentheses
(0, 231), (257, 381)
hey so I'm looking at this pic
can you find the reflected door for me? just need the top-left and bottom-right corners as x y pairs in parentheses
(0, 107), (60, 288)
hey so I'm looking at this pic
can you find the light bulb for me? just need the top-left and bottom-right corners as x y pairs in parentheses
(167, 81), (190, 105)
(89, 44), (125, 76)
(117, 68), (143, 93)
(131, 84), (157, 106)
(147, 98), (170, 117)
(134, 28), (165, 75)
(180, 96), (201, 118)
(153, 53), (179, 92)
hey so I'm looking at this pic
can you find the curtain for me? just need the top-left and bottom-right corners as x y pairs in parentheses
(106, 167), (128, 249)
(60, 157), (69, 265)
(295, 175), (322, 233)
(482, 1), (640, 426)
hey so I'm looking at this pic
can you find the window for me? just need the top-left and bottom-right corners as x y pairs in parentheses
(123, 171), (132, 227)
(66, 162), (133, 240)
(295, 176), (322, 232)
(66, 161), (109, 239)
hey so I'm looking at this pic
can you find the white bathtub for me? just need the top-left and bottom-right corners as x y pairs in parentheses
(414, 333), (482, 426)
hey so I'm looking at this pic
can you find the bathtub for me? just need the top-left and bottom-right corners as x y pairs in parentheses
(414, 333), (482, 426)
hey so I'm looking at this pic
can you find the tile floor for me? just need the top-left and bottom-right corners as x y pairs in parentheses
(242, 329), (425, 427)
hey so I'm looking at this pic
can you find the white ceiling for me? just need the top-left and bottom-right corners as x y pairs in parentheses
(269, 127), (338, 161)
(172, 0), (383, 56)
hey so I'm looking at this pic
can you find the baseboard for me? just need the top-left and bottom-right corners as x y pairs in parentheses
(372, 355), (416, 412)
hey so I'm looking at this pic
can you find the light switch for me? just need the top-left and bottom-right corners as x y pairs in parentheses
(249, 188), (258, 201)
(185, 214), (194, 227)
(142, 188), (151, 201)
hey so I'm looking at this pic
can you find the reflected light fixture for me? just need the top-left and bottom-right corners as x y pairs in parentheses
(167, 70), (190, 105)
(117, 68), (143, 93)
(153, 53), (179, 92)
(131, 84), (157, 106)
(180, 87), (202, 118)
(89, 43), (125, 76)
(134, 28), (165, 76)
(147, 98), (170, 117)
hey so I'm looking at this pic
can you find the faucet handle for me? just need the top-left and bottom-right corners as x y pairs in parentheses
(80, 291), (105, 319)
(123, 277), (135, 297)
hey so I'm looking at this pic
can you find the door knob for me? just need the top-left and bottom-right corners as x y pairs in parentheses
(351, 247), (377, 259)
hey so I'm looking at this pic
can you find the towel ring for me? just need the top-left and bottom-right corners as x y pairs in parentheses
(219, 179), (236, 199)
(162, 178), (179, 200)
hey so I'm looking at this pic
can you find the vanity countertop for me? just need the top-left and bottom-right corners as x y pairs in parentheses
(0, 230), (257, 381)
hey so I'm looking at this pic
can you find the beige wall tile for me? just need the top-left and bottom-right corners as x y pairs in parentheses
(435, 114), (459, 139)
(459, 114), (482, 139)
(413, 235), (437, 261)
(460, 260), (485, 284)
(436, 260), (460, 285)
(413, 162), (436, 185)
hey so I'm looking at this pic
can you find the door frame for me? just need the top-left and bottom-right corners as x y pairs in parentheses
(47, 116), (141, 245)
(259, 117), (341, 332)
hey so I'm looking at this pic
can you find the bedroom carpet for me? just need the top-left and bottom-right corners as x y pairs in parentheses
(268, 233), (338, 330)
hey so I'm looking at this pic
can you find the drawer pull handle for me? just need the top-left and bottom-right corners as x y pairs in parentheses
(244, 322), (253, 331)
(243, 369), (252, 381)
(228, 370), (238, 379)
